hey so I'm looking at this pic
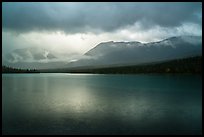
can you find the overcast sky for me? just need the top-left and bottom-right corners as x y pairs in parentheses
(2, 2), (202, 55)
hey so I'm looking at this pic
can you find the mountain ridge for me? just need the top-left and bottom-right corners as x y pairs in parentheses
(2, 36), (202, 69)
(68, 36), (202, 68)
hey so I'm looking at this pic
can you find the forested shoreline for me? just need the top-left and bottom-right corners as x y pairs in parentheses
(2, 56), (202, 74)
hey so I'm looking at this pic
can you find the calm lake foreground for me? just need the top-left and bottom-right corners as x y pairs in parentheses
(2, 73), (202, 135)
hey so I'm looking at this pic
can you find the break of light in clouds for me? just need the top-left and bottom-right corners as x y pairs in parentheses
(2, 2), (202, 56)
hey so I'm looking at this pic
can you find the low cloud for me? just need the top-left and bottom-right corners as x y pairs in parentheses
(3, 2), (202, 34)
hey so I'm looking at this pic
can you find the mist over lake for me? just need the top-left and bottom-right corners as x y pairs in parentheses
(2, 74), (202, 135)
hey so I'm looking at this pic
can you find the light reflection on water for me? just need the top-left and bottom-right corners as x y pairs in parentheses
(2, 74), (202, 135)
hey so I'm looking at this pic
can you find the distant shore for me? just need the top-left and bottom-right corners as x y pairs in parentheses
(2, 56), (202, 74)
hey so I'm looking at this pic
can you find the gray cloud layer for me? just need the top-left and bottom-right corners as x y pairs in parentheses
(2, 2), (202, 34)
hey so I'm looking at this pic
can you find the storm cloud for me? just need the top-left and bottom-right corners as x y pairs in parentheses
(2, 2), (202, 34)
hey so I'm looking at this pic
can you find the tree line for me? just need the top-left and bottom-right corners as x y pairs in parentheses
(2, 56), (202, 74)
(2, 66), (40, 73)
(67, 56), (202, 74)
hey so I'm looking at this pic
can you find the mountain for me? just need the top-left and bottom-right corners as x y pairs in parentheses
(3, 36), (202, 70)
(4, 47), (56, 63)
(2, 47), (79, 69)
(65, 56), (202, 74)
(67, 36), (202, 68)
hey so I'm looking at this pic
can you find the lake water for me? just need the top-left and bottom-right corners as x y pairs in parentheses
(2, 73), (202, 135)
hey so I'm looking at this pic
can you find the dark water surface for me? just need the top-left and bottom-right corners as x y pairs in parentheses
(2, 73), (202, 135)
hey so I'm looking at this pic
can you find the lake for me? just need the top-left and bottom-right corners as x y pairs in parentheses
(2, 73), (202, 135)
